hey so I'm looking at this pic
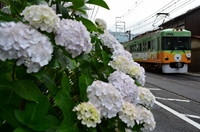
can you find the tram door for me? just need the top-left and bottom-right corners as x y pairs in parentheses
(157, 37), (161, 62)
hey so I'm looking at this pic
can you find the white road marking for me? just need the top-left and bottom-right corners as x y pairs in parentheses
(156, 97), (190, 102)
(182, 114), (200, 119)
(147, 88), (161, 90)
(155, 101), (200, 129)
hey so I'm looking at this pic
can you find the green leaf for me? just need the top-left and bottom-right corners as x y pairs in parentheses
(56, 119), (79, 132)
(42, 72), (58, 96)
(0, 14), (17, 22)
(13, 127), (27, 132)
(87, 0), (110, 10)
(61, 75), (71, 93)
(72, 0), (85, 10)
(0, 87), (22, 106)
(101, 50), (110, 66)
(0, 105), (22, 128)
(25, 94), (49, 119)
(14, 95), (51, 131)
(53, 88), (75, 119)
(54, 48), (77, 69)
(57, 4), (70, 19)
(76, 17), (98, 32)
(12, 80), (41, 103)
(79, 74), (93, 101)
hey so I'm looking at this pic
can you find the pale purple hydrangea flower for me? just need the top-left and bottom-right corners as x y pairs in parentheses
(21, 4), (60, 33)
(108, 71), (139, 104)
(73, 102), (101, 127)
(55, 19), (92, 58)
(118, 101), (138, 127)
(109, 54), (146, 86)
(87, 80), (123, 118)
(138, 86), (155, 108)
(136, 105), (156, 131)
(99, 30), (124, 52)
(0, 22), (53, 73)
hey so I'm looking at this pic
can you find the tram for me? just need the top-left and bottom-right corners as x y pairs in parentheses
(123, 28), (191, 73)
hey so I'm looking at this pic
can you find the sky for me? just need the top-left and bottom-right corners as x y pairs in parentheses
(89, 0), (200, 34)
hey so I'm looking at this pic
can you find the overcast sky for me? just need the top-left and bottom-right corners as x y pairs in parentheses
(89, 0), (200, 34)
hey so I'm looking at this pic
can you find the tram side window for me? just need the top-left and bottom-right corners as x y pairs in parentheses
(151, 40), (155, 51)
(139, 43), (142, 52)
(148, 41), (151, 51)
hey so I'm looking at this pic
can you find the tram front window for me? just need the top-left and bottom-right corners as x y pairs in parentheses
(162, 37), (191, 50)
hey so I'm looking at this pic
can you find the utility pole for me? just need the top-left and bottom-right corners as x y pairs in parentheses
(115, 17), (126, 32)
(126, 30), (131, 41)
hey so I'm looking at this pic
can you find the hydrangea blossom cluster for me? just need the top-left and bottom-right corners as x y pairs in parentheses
(20, 4), (60, 33)
(108, 71), (139, 104)
(118, 101), (138, 127)
(110, 54), (145, 86)
(136, 105), (156, 131)
(138, 86), (156, 108)
(99, 30), (124, 52)
(55, 19), (92, 58)
(87, 80), (123, 118)
(0, 22), (53, 73)
(98, 24), (145, 86)
(73, 102), (101, 127)
(95, 18), (107, 30)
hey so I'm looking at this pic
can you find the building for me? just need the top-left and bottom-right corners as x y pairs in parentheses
(109, 30), (136, 43)
(159, 5), (200, 72)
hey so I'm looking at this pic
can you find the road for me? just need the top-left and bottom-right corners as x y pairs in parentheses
(144, 72), (200, 132)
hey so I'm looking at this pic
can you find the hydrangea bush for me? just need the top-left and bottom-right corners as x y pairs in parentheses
(0, 0), (156, 131)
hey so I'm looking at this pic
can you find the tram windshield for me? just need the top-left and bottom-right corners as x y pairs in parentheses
(162, 37), (191, 50)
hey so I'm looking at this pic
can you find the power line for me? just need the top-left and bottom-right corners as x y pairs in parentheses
(127, 0), (196, 34)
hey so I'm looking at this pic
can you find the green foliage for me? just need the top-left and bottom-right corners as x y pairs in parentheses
(0, 0), (152, 132)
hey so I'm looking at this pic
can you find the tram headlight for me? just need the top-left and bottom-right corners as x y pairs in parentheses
(186, 52), (191, 58)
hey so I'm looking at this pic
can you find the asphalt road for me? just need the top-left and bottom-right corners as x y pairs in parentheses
(144, 72), (200, 132)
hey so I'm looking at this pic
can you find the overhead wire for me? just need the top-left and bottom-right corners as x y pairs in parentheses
(127, 0), (196, 34)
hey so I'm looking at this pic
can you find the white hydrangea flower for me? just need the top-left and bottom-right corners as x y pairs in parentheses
(0, 22), (53, 73)
(109, 55), (145, 86)
(1, 6), (11, 14)
(108, 71), (139, 104)
(73, 102), (101, 127)
(95, 18), (107, 30)
(136, 105), (156, 132)
(20, 4), (60, 33)
(55, 19), (92, 58)
(99, 30), (124, 52)
(138, 86), (155, 108)
(87, 80), (123, 118)
(118, 101), (138, 127)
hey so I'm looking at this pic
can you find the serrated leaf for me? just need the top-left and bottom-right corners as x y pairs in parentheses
(14, 95), (50, 131)
(87, 0), (109, 10)
(12, 80), (41, 103)
(25, 94), (49, 119)
(79, 74), (93, 101)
